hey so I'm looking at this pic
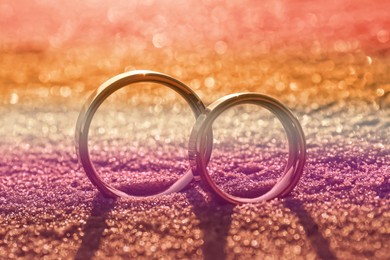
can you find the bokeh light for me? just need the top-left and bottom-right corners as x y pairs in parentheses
(0, 1), (389, 259)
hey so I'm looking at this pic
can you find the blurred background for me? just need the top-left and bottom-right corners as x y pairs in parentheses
(0, 1), (389, 259)
(1, 0), (390, 108)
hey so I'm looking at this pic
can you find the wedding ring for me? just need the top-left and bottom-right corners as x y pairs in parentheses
(75, 70), (212, 198)
(76, 71), (306, 203)
(188, 92), (306, 204)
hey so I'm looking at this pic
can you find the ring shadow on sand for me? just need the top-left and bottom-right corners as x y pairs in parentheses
(75, 190), (335, 259)
(73, 186), (233, 260)
(284, 199), (336, 260)
(74, 193), (117, 260)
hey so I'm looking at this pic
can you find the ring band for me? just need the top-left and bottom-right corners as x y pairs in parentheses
(75, 70), (212, 198)
(188, 92), (306, 204)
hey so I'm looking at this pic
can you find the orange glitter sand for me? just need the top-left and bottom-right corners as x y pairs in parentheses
(0, 1), (389, 259)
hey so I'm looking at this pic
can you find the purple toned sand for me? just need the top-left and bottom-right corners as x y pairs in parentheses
(0, 99), (389, 259)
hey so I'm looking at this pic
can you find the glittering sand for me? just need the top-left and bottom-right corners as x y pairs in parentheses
(1, 1), (390, 257)
(0, 47), (389, 259)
